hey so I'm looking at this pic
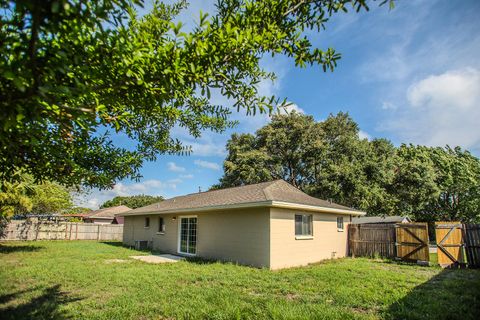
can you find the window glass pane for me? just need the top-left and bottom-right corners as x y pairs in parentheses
(145, 217), (150, 227)
(302, 215), (307, 235)
(295, 214), (312, 236)
(295, 215), (302, 235)
(303, 215), (312, 236)
(158, 217), (164, 232)
(188, 218), (197, 254)
(337, 217), (344, 230)
(180, 219), (188, 252)
(308, 215), (313, 235)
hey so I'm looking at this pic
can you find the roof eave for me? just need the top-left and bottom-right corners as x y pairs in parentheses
(271, 201), (366, 216)
(118, 200), (365, 217)
(117, 201), (272, 216)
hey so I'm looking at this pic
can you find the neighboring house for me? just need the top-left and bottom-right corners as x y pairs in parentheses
(351, 215), (412, 224)
(85, 205), (131, 224)
(118, 180), (365, 269)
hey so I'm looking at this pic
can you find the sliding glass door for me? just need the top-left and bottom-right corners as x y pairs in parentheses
(179, 217), (197, 255)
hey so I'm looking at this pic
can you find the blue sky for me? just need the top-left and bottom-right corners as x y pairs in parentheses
(75, 0), (480, 208)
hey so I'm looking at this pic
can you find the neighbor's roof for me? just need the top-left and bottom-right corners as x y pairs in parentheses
(119, 180), (365, 216)
(88, 205), (132, 219)
(351, 215), (411, 224)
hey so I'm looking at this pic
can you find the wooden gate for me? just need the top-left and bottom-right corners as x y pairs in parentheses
(435, 222), (465, 268)
(463, 224), (480, 268)
(395, 223), (429, 263)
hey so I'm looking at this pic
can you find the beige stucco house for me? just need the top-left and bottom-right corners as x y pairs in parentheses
(118, 180), (365, 269)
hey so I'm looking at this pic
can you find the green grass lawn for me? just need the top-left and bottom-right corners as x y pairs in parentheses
(1, 241), (479, 320)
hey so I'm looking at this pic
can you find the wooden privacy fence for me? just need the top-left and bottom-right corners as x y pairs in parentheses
(3, 220), (123, 241)
(464, 224), (480, 268)
(348, 223), (396, 258)
(435, 222), (480, 268)
(348, 222), (429, 263)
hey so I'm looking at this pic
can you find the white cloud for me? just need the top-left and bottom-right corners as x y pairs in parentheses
(358, 130), (371, 140)
(180, 174), (194, 179)
(167, 161), (186, 172)
(381, 101), (397, 110)
(188, 140), (227, 157)
(407, 68), (480, 110)
(381, 68), (480, 151)
(194, 159), (221, 170)
(277, 103), (305, 115)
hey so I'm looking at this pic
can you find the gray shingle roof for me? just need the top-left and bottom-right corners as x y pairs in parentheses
(88, 205), (132, 219)
(121, 180), (361, 216)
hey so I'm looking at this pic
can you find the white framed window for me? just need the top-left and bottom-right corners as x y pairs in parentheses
(158, 217), (165, 233)
(337, 217), (344, 231)
(144, 217), (150, 228)
(295, 214), (313, 238)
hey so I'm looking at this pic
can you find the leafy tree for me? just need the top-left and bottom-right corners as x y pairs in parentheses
(213, 133), (272, 189)
(215, 112), (480, 222)
(0, 173), (73, 236)
(306, 112), (371, 207)
(1, 0), (391, 188)
(100, 195), (164, 209)
(31, 181), (73, 214)
(1, 173), (33, 237)
(361, 138), (397, 215)
(0, 172), (35, 218)
(0, 174), (73, 216)
(411, 146), (480, 223)
(216, 112), (319, 189)
(390, 145), (440, 221)
(256, 112), (319, 188)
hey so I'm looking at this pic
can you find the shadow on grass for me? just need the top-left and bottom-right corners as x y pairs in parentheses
(385, 268), (480, 320)
(0, 285), (81, 320)
(99, 241), (123, 248)
(0, 244), (43, 254)
(0, 288), (36, 305)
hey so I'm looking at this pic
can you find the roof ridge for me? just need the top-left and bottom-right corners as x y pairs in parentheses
(138, 180), (281, 208)
(262, 179), (284, 200)
(173, 179), (280, 198)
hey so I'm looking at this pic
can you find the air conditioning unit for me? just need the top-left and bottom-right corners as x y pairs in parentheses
(134, 240), (151, 251)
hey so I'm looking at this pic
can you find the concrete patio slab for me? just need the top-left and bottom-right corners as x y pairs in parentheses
(130, 254), (185, 264)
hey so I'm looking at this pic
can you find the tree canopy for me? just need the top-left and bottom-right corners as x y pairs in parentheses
(1, 0), (392, 189)
(214, 112), (480, 223)
(0, 173), (73, 218)
(100, 194), (164, 209)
